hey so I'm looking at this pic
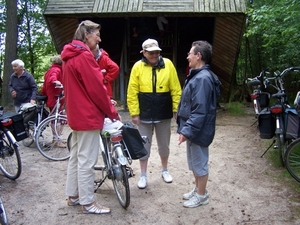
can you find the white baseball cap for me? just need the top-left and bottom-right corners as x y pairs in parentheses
(140, 39), (162, 53)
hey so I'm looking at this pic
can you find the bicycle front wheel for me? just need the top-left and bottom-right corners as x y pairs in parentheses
(35, 115), (71, 161)
(111, 154), (130, 209)
(285, 138), (300, 183)
(0, 133), (22, 180)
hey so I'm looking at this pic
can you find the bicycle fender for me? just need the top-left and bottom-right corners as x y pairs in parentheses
(114, 144), (128, 165)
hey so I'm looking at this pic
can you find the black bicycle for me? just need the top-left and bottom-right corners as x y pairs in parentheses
(259, 67), (300, 167)
(0, 107), (25, 180)
(247, 69), (271, 118)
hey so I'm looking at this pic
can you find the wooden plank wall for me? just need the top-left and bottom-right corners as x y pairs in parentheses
(45, 17), (78, 53)
(44, 0), (94, 14)
(93, 0), (142, 13)
(194, 0), (246, 12)
(44, 0), (246, 14)
(143, 0), (193, 12)
(211, 14), (246, 102)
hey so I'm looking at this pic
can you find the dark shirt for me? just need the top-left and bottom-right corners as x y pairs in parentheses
(9, 70), (38, 107)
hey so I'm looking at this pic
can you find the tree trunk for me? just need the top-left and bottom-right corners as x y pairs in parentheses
(1, 0), (18, 109)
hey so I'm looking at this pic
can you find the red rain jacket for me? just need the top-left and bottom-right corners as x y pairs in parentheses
(61, 40), (119, 131)
(95, 49), (119, 98)
(41, 64), (63, 108)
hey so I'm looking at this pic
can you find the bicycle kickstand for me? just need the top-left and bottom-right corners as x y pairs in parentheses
(260, 139), (276, 158)
(250, 119), (258, 127)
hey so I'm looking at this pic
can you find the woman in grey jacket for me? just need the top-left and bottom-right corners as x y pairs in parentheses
(177, 40), (218, 208)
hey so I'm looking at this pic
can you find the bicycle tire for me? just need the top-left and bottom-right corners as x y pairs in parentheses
(111, 155), (130, 209)
(0, 132), (22, 180)
(0, 197), (8, 225)
(284, 138), (300, 183)
(22, 124), (34, 147)
(35, 115), (71, 161)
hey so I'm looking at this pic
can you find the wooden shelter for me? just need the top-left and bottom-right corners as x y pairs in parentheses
(44, 0), (247, 103)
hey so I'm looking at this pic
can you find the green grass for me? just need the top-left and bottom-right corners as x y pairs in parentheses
(226, 101), (247, 116)
(261, 139), (300, 196)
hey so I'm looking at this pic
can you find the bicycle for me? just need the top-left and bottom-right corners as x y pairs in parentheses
(247, 69), (271, 119)
(0, 107), (24, 180)
(34, 86), (71, 161)
(259, 67), (300, 167)
(20, 85), (72, 161)
(67, 119), (135, 209)
(20, 95), (48, 147)
(283, 75), (300, 183)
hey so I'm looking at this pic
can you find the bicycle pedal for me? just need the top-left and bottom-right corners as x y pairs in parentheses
(94, 165), (105, 170)
(273, 145), (278, 149)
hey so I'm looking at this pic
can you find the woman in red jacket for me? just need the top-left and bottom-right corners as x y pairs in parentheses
(61, 20), (120, 215)
(92, 45), (119, 98)
(41, 55), (64, 112)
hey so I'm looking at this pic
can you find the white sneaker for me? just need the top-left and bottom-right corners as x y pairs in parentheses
(138, 176), (147, 189)
(183, 193), (209, 208)
(162, 171), (173, 183)
(183, 188), (209, 200)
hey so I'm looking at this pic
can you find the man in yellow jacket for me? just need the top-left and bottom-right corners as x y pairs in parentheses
(127, 38), (182, 189)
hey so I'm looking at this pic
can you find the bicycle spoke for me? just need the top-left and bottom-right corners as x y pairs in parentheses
(35, 115), (71, 161)
(285, 139), (300, 183)
(0, 135), (22, 180)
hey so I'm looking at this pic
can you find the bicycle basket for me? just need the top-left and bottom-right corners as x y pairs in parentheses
(121, 122), (147, 160)
(258, 93), (270, 108)
(258, 108), (275, 139)
(0, 112), (27, 141)
(285, 108), (300, 140)
(19, 103), (37, 124)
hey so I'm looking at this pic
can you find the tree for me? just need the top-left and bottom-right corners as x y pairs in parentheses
(235, 0), (300, 102)
(1, 0), (18, 108)
(0, 0), (56, 107)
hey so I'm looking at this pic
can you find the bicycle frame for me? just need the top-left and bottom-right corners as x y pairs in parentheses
(247, 69), (271, 118)
(94, 119), (132, 209)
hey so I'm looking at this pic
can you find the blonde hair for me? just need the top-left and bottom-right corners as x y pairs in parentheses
(52, 55), (62, 65)
(74, 20), (101, 42)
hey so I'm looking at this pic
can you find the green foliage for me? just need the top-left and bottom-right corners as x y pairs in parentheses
(16, 0), (56, 82)
(0, 0), (56, 83)
(238, 0), (300, 77)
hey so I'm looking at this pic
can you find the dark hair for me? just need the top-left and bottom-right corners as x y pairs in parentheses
(192, 40), (212, 64)
(73, 20), (101, 42)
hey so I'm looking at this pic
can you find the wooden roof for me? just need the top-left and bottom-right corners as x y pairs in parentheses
(44, 0), (247, 102)
(44, 0), (246, 14)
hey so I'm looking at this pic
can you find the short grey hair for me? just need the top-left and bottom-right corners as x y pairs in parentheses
(11, 59), (25, 68)
(52, 55), (62, 65)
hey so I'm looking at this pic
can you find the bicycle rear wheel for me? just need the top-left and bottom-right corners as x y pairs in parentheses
(22, 123), (34, 147)
(285, 138), (300, 183)
(0, 133), (22, 180)
(0, 196), (8, 225)
(111, 153), (130, 209)
(35, 115), (71, 161)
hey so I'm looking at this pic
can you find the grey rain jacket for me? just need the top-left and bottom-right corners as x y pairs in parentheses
(177, 64), (217, 147)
